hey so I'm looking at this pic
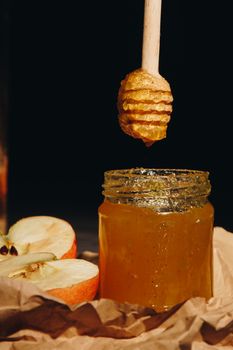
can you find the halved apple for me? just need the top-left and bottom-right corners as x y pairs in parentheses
(0, 216), (77, 260)
(0, 252), (99, 305)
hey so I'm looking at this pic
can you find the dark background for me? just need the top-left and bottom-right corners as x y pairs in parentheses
(2, 0), (233, 236)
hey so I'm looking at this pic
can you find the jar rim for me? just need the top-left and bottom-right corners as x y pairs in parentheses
(102, 168), (211, 212)
(104, 168), (209, 178)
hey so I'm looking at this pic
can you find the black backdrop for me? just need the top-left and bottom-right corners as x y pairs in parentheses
(6, 0), (233, 231)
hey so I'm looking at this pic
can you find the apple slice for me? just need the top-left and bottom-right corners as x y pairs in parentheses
(0, 216), (77, 260)
(0, 252), (56, 276)
(0, 253), (99, 305)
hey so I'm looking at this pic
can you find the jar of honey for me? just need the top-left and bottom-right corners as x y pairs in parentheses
(98, 168), (214, 311)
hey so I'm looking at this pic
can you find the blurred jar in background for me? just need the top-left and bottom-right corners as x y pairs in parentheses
(0, 0), (10, 233)
(0, 125), (7, 233)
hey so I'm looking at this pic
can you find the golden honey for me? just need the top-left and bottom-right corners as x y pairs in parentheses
(98, 169), (214, 311)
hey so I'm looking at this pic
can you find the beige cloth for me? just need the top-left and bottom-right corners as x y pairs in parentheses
(0, 227), (233, 349)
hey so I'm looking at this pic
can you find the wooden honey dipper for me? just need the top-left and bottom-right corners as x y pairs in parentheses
(117, 0), (173, 146)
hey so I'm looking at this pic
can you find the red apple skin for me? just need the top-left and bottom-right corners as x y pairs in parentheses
(47, 273), (99, 305)
(61, 238), (77, 259)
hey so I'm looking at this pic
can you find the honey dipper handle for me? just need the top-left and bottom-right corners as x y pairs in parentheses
(142, 0), (162, 76)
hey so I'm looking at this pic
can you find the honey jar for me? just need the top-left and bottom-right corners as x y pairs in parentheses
(98, 168), (214, 311)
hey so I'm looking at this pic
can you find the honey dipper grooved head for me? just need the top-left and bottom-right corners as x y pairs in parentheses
(117, 69), (173, 146)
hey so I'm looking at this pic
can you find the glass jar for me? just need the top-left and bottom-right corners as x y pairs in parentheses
(0, 1), (9, 234)
(98, 168), (214, 311)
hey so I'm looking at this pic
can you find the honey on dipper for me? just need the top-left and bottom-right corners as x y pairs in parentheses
(118, 69), (173, 146)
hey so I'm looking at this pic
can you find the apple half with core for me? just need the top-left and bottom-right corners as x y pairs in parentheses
(0, 216), (77, 260)
(0, 252), (99, 304)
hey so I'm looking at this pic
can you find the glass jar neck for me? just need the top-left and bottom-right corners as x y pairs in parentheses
(102, 168), (211, 212)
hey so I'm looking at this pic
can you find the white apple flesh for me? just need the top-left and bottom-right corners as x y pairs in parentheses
(0, 216), (77, 260)
(0, 252), (99, 305)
